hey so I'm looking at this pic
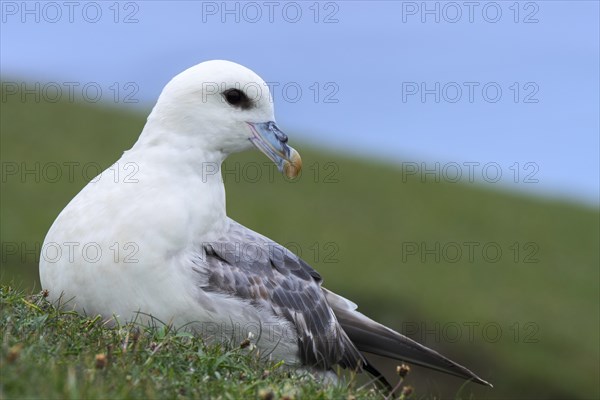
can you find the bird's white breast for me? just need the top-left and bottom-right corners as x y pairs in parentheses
(40, 150), (224, 323)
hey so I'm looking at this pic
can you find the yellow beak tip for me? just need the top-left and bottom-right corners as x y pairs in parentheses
(283, 149), (302, 179)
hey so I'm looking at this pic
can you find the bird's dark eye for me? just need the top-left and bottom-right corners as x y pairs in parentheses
(222, 88), (252, 110)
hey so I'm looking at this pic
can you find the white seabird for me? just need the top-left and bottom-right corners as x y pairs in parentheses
(39, 60), (491, 389)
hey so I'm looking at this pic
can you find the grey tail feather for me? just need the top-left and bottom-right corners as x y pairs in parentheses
(362, 360), (394, 392)
(333, 306), (493, 387)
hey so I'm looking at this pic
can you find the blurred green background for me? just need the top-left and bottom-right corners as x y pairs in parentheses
(1, 86), (598, 399)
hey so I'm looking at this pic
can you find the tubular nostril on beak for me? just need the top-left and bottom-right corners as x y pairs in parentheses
(278, 132), (289, 143)
(270, 122), (288, 143)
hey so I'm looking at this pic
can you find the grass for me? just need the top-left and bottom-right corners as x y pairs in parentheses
(1, 83), (599, 399)
(1, 285), (388, 399)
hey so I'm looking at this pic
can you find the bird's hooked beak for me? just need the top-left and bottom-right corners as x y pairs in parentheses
(247, 121), (302, 179)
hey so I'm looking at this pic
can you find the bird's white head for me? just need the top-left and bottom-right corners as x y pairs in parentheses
(136, 60), (301, 178)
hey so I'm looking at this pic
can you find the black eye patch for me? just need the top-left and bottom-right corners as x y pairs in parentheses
(222, 88), (253, 110)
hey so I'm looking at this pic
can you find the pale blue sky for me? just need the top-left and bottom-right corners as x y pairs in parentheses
(1, 1), (598, 204)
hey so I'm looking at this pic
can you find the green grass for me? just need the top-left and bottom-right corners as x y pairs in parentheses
(0, 285), (387, 399)
(1, 83), (599, 399)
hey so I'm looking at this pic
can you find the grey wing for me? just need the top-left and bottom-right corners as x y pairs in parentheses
(193, 219), (365, 370)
